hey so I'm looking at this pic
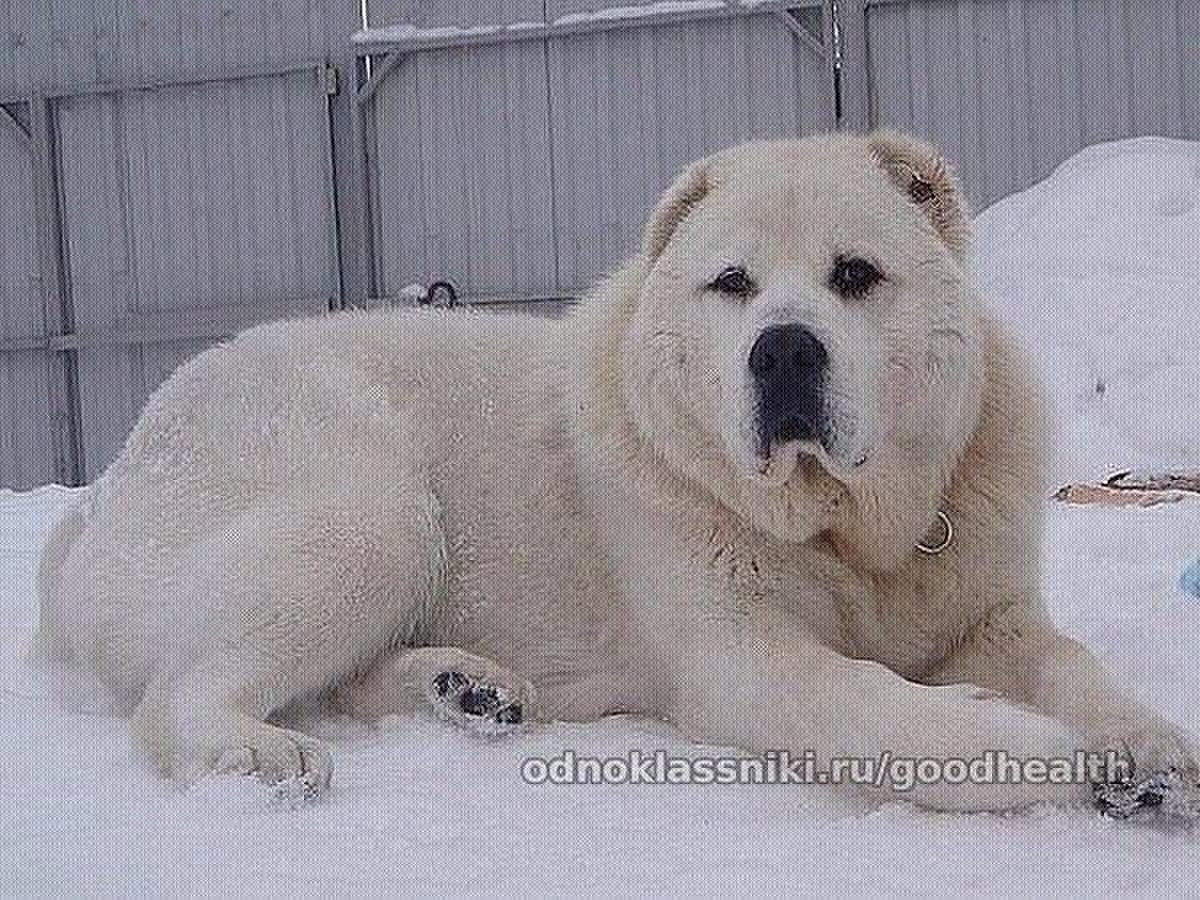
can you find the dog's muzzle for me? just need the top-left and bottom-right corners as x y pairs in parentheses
(749, 323), (829, 457)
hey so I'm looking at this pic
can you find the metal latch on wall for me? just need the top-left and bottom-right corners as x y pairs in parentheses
(323, 64), (339, 96)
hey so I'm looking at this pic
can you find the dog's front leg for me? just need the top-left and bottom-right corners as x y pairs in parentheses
(665, 606), (1090, 812)
(927, 601), (1200, 808)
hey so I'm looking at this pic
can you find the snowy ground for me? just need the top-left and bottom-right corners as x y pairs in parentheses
(3, 138), (1200, 895)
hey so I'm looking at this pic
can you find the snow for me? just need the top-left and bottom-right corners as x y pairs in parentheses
(4, 138), (1200, 894)
(353, 1), (778, 44)
(553, 1), (727, 28)
(973, 136), (1200, 487)
(351, 22), (504, 44)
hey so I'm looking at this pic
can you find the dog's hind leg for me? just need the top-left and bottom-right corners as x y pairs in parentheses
(31, 494), (90, 663)
(131, 481), (447, 795)
(337, 646), (536, 736)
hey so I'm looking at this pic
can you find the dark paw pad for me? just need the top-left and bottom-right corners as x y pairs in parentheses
(432, 670), (471, 699)
(1094, 772), (1176, 819)
(459, 685), (501, 717)
(428, 670), (526, 735)
(495, 702), (523, 725)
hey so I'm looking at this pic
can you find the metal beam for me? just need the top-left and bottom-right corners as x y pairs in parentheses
(834, 0), (871, 131)
(773, 8), (825, 58)
(0, 102), (31, 148)
(327, 52), (368, 311)
(0, 335), (48, 354)
(0, 293), (588, 353)
(30, 93), (84, 485)
(354, 0), (824, 103)
(3, 298), (328, 353)
(43, 59), (322, 100)
(351, 61), (378, 304)
(318, 63), (346, 311)
(365, 296), (578, 319)
(54, 298), (331, 351)
(355, 48), (407, 105)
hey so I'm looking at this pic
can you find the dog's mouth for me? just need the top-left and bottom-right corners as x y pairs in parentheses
(754, 436), (868, 487)
(755, 439), (821, 486)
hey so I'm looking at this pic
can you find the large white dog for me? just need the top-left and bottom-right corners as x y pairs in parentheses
(36, 131), (1198, 812)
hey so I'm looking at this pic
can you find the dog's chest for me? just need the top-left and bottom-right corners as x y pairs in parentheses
(728, 536), (972, 678)
(830, 557), (986, 679)
(689, 529), (853, 653)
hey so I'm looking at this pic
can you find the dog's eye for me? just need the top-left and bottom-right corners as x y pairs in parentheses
(829, 256), (884, 298)
(709, 266), (756, 298)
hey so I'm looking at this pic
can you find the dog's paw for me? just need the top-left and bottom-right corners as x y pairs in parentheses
(1093, 772), (1178, 819)
(209, 724), (333, 799)
(1089, 715), (1200, 819)
(1091, 715), (1199, 781)
(429, 669), (530, 736)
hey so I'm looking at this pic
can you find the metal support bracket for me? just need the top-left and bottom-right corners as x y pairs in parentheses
(0, 101), (31, 147)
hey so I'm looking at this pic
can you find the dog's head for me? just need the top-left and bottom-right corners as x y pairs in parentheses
(620, 131), (985, 570)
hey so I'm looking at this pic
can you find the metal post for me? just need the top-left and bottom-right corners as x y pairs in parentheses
(328, 48), (369, 310)
(833, 0), (871, 132)
(319, 62), (346, 312)
(352, 53), (379, 305)
(30, 94), (84, 485)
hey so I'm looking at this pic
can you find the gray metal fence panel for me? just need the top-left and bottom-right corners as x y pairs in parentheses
(0, 0), (31, 96)
(0, 1), (362, 485)
(3, 0), (1200, 487)
(0, 102), (56, 489)
(857, 0), (1200, 212)
(32, 0), (354, 83)
(55, 67), (339, 480)
(359, 0), (835, 301)
(360, 0), (554, 304)
(546, 2), (833, 290)
(369, 34), (559, 303)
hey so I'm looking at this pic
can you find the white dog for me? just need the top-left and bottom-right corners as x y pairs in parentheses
(36, 130), (1198, 813)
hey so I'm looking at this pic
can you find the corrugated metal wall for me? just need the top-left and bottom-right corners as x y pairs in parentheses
(0, 100), (54, 489)
(56, 70), (339, 475)
(546, 4), (833, 292)
(370, 16), (559, 302)
(840, 0), (1200, 212)
(362, 1), (833, 302)
(1, 0), (1198, 487)
(0, 1), (362, 486)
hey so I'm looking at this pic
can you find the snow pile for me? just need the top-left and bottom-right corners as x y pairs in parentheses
(973, 137), (1200, 486)
(3, 139), (1200, 894)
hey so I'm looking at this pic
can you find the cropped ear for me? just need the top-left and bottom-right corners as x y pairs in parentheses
(868, 129), (971, 257)
(641, 156), (713, 262)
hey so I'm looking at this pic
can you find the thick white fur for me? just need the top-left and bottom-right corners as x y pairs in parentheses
(36, 132), (1197, 810)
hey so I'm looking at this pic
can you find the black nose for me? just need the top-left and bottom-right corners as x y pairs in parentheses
(749, 324), (828, 451)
